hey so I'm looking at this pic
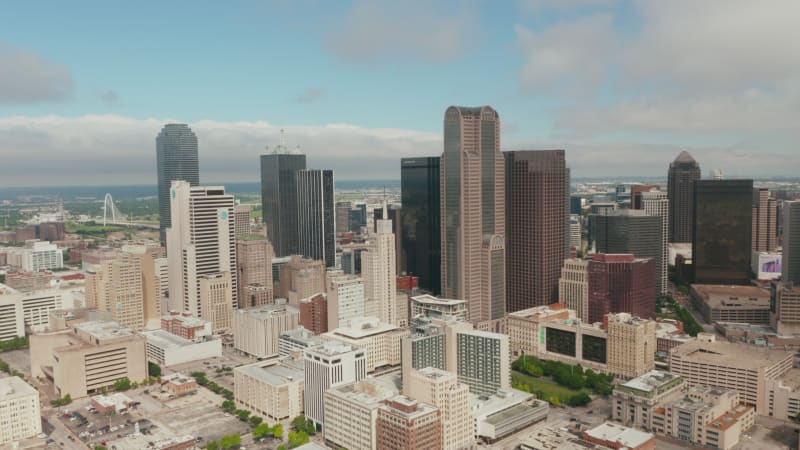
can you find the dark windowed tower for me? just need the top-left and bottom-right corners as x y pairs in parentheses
(297, 169), (335, 267)
(401, 157), (441, 294)
(692, 179), (753, 284)
(782, 201), (800, 284)
(156, 124), (199, 242)
(260, 153), (306, 256)
(667, 151), (701, 243)
(504, 150), (569, 311)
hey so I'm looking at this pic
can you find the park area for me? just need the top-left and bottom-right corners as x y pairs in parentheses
(511, 356), (614, 407)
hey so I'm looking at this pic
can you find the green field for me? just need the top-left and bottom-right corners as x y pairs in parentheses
(65, 222), (128, 234)
(512, 371), (592, 406)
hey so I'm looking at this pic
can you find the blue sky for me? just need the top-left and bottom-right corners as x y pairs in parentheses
(1, 0), (798, 185)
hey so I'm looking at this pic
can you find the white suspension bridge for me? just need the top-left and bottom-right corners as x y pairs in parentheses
(101, 193), (159, 229)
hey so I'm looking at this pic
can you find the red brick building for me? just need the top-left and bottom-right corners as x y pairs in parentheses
(588, 254), (656, 323)
(161, 312), (211, 340)
(299, 293), (328, 334)
(377, 396), (441, 450)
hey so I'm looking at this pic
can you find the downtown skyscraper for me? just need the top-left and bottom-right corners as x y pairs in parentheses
(362, 203), (398, 326)
(504, 150), (569, 311)
(297, 169), (335, 267)
(260, 151), (306, 256)
(156, 124), (199, 242)
(401, 157), (441, 294)
(667, 151), (701, 243)
(783, 201), (800, 284)
(441, 106), (505, 330)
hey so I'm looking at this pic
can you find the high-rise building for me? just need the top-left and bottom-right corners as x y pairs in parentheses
(232, 303), (300, 357)
(377, 396), (442, 450)
(362, 203), (398, 326)
(441, 106), (505, 330)
(667, 151), (700, 243)
(588, 254), (656, 324)
(401, 157), (441, 294)
(752, 189), (778, 254)
(373, 204), (404, 274)
(326, 272), (365, 329)
(323, 378), (398, 450)
(640, 190), (669, 295)
(156, 124), (199, 242)
(297, 169), (335, 267)
(166, 181), (237, 315)
(233, 204), (252, 238)
(783, 201), (800, 284)
(236, 234), (275, 308)
(631, 184), (660, 210)
(335, 201), (352, 234)
(321, 317), (409, 373)
(606, 313), (656, 379)
(199, 272), (234, 332)
(592, 210), (665, 295)
(304, 341), (367, 427)
(569, 215), (582, 252)
(456, 329), (510, 396)
(505, 150), (569, 311)
(260, 152), (306, 257)
(692, 179), (753, 285)
(0, 377), (42, 445)
(276, 255), (326, 305)
(407, 367), (474, 450)
(558, 258), (589, 322)
(299, 293), (328, 334)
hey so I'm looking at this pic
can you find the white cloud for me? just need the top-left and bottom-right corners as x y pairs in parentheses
(327, 0), (477, 63)
(0, 42), (73, 103)
(0, 115), (440, 186)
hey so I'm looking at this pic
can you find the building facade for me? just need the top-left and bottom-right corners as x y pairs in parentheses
(667, 151), (700, 243)
(156, 123), (200, 241)
(587, 254), (656, 324)
(752, 188), (778, 254)
(233, 303), (300, 358)
(236, 234), (275, 308)
(297, 169), (335, 267)
(558, 258), (589, 322)
(784, 201), (800, 284)
(401, 156), (441, 294)
(326, 273), (365, 329)
(199, 272), (234, 332)
(377, 396), (442, 450)
(234, 358), (305, 421)
(260, 152), (306, 257)
(407, 367), (474, 450)
(0, 377), (42, 445)
(456, 329), (510, 396)
(321, 317), (409, 373)
(640, 190), (670, 295)
(303, 341), (367, 427)
(362, 203), (398, 326)
(299, 293), (328, 334)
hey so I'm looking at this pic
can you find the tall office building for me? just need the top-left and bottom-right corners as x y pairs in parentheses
(0, 377), (42, 445)
(456, 329), (510, 396)
(592, 210), (665, 295)
(693, 179), (753, 285)
(233, 204), (251, 239)
(199, 272), (234, 332)
(236, 235), (274, 308)
(752, 189), (778, 253)
(569, 215), (582, 252)
(260, 152), (306, 256)
(407, 367), (474, 450)
(373, 205), (404, 274)
(441, 106), (505, 330)
(784, 201), (800, 284)
(640, 190), (669, 295)
(376, 396), (442, 450)
(587, 254), (656, 324)
(667, 151), (700, 243)
(362, 203), (398, 326)
(335, 201), (352, 234)
(157, 124), (199, 242)
(297, 169), (335, 267)
(327, 273), (365, 329)
(166, 181), (237, 316)
(631, 184), (660, 210)
(304, 341), (367, 427)
(401, 157), (441, 294)
(505, 150), (569, 311)
(559, 258), (589, 322)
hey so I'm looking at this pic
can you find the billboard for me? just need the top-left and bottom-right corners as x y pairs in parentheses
(753, 252), (782, 280)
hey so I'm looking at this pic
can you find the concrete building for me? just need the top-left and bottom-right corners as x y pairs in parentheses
(0, 377), (42, 445)
(234, 203), (252, 238)
(472, 389), (548, 443)
(407, 367), (474, 450)
(752, 188), (778, 254)
(297, 169), (335, 267)
(667, 150), (700, 243)
(5, 270), (54, 291)
(410, 294), (468, 322)
(156, 123), (199, 242)
(323, 377), (398, 450)
(166, 181), (237, 314)
(233, 303), (300, 358)
(668, 333), (793, 412)
(234, 358), (305, 421)
(276, 255), (326, 305)
(588, 254), (656, 324)
(0, 294), (25, 341)
(5, 240), (64, 272)
(612, 370), (685, 430)
(160, 312), (212, 340)
(640, 190), (670, 295)
(441, 105), (506, 331)
(456, 329), (510, 396)
(377, 396), (442, 450)
(160, 373), (198, 396)
(236, 234), (275, 308)
(362, 203), (398, 326)
(321, 317), (409, 373)
(30, 320), (148, 399)
(141, 329), (222, 367)
(326, 272), (365, 329)
(607, 313), (657, 379)
(784, 201), (800, 284)
(583, 422), (656, 450)
(400, 156), (441, 295)
(0, 286), (63, 335)
(691, 284), (771, 325)
(299, 293), (328, 334)
(771, 282), (800, 335)
(260, 151), (306, 258)
(558, 258), (589, 322)
(303, 341), (367, 427)
(279, 326), (324, 357)
(569, 215), (582, 252)
(504, 150), (569, 311)
(199, 272), (234, 332)
(335, 201), (352, 235)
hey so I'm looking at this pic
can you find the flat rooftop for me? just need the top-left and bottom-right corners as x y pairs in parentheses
(141, 330), (209, 349)
(76, 320), (135, 340)
(619, 370), (681, 393)
(584, 422), (654, 448)
(671, 339), (794, 369)
(234, 304), (298, 320)
(328, 317), (398, 339)
(692, 284), (770, 308)
(0, 376), (38, 400)
(779, 368), (800, 390)
(471, 388), (535, 419)
(305, 340), (359, 357)
(411, 294), (466, 306)
(237, 361), (304, 386)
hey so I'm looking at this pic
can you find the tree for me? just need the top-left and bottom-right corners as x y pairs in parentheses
(249, 415), (263, 427)
(288, 430), (309, 448)
(148, 361), (162, 377)
(253, 423), (271, 440)
(113, 377), (132, 391)
(272, 423), (284, 439)
(95, 446), (108, 450)
(221, 400), (236, 413)
(220, 434), (241, 449)
(277, 446), (288, 450)
(205, 441), (219, 450)
(236, 409), (251, 422)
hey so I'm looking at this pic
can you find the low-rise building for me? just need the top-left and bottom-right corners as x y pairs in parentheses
(472, 389), (548, 443)
(234, 358), (305, 421)
(582, 422), (656, 450)
(323, 376), (399, 450)
(0, 285), (64, 334)
(612, 370), (685, 430)
(160, 373), (198, 396)
(161, 312), (212, 340)
(0, 377), (42, 445)
(233, 303), (300, 358)
(91, 393), (134, 414)
(377, 395), (441, 450)
(279, 326), (325, 357)
(321, 317), (409, 373)
(655, 319), (692, 354)
(410, 294), (468, 322)
(141, 329), (221, 367)
(691, 284), (771, 325)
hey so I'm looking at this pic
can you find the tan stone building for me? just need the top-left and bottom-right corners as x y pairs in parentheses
(321, 316), (409, 373)
(690, 284), (771, 325)
(276, 255), (326, 304)
(0, 377), (42, 445)
(558, 258), (589, 322)
(607, 313), (657, 379)
(612, 370), (685, 430)
(377, 395), (441, 450)
(771, 282), (800, 335)
(199, 272), (234, 332)
(234, 358), (304, 421)
(233, 303), (300, 358)
(30, 320), (147, 399)
(407, 367), (474, 450)
(323, 377), (398, 450)
(236, 234), (274, 308)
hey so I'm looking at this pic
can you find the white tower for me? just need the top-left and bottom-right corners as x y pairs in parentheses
(362, 202), (398, 326)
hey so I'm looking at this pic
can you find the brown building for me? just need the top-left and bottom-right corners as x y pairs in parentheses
(299, 293), (328, 334)
(752, 188), (778, 254)
(236, 234), (275, 308)
(504, 150), (568, 312)
(5, 271), (54, 291)
(441, 106), (506, 331)
(38, 222), (66, 242)
(161, 312), (211, 340)
(276, 255), (326, 304)
(631, 184), (660, 210)
(588, 254), (656, 324)
(14, 226), (36, 242)
(160, 373), (199, 396)
(397, 275), (419, 291)
(377, 395), (441, 450)
(667, 151), (701, 243)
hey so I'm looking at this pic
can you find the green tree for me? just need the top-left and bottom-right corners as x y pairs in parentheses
(221, 400), (236, 413)
(219, 434), (241, 449)
(272, 423), (284, 439)
(113, 377), (132, 391)
(205, 441), (219, 450)
(148, 361), (162, 377)
(288, 430), (309, 448)
(253, 423), (271, 439)
(236, 409), (251, 422)
(277, 446), (288, 450)
(249, 415), (263, 427)
(95, 446), (108, 450)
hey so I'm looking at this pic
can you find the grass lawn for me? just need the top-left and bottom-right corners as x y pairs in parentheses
(66, 222), (128, 233)
(513, 372), (584, 397)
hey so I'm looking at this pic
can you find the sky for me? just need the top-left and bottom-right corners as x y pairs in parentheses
(1, 0), (799, 186)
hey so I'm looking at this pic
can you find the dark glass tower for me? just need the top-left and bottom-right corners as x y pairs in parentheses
(156, 124), (199, 242)
(667, 151), (701, 243)
(692, 179), (753, 284)
(260, 153), (306, 256)
(401, 157), (441, 294)
(504, 150), (569, 311)
(296, 169), (335, 267)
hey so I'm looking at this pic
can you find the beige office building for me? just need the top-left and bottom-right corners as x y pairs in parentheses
(690, 284), (771, 325)
(276, 255), (326, 304)
(0, 377), (42, 445)
(557, 258), (589, 322)
(668, 333), (793, 412)
(234, 358), (304, 421)
(607, 313), (657, 379)
(236, 234), (275, 308)
(321, 317), (409, 373)
(323, 378), (397, 450)
(30, 320), (147, 399)
(612, 370), (685, 430)
(233, 303), (299, 358)
(361, 203), (398, 326)
(326, 272), (365, 330)
(752, 188), (778, 254)
(234, 203), (252, 238)
(407, 367), (474, 450)
(440, 106), (506, 332)
(771, 282), (800, 335)
(199, 272), (234, 332)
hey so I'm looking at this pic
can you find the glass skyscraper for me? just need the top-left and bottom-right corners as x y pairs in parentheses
(156, 123), (199, 242)
(260, 153), (306, 256)
(296, 169), (335, 267)
(401, 157), (441, 294)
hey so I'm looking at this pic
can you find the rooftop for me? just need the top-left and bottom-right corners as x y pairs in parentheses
(141, 330), (211, 349)
(328, 317), (399, 339)
(671, 338), (794, 369)
(237, 360), (304, 386)
(584, 422), (654, 448)
(619, 370), (681, 393)
(692, 284), (770, 309)
(0, 376), (38, 400)
(708, 405), (753, 432)
(75, 320), (135, 341)
(411, 294), (466, 307)
(471, 388), (535, 420)
(305, 340), (360, 357)
(234, 304), (299, 320)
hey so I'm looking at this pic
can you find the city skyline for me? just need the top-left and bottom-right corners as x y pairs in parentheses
(2, 1), (799, 185)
